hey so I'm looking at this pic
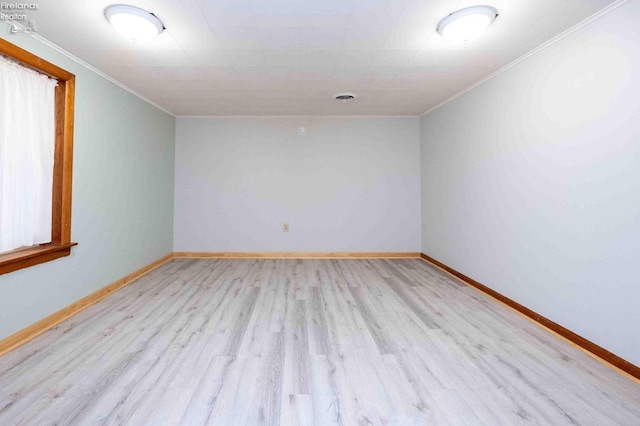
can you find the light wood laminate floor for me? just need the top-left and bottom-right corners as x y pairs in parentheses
(0, 259), (639, 425)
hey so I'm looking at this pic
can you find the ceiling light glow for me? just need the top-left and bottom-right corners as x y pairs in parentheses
(437, 6), (498, 43)
(105, 5), (164, 43)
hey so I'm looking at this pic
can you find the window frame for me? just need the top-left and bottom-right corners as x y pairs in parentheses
(0, 38), (76, 275)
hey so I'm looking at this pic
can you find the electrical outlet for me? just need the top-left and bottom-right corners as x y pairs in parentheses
(283, 223), (290, 232)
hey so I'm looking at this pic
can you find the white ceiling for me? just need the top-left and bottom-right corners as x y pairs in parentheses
(31, 0), (616, 116)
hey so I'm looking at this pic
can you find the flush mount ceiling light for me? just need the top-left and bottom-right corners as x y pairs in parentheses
(437, 6), (498, 43)
(334, 93), (356, 103)
(105, 4), (164, 43)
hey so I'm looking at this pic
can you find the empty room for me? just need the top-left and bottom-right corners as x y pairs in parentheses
(1, 0), (639, 424)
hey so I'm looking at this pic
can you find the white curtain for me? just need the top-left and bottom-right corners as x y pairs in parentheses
(0, 55), (57, 252)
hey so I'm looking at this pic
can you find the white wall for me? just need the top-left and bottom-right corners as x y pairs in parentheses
(0, 30), (175, 341)
(175, 117), (421, 252)
(420, 1), (640, 366)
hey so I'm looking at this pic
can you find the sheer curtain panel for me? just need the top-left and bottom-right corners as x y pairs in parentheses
(0, 55), (57, 253)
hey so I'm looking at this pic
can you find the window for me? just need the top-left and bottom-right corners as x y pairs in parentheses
(0, 38), (76, 275)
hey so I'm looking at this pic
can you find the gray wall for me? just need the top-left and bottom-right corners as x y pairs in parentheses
(175, 117), (421, 252)
(0, 29), (176, 341)
(420, 2), (640, 366)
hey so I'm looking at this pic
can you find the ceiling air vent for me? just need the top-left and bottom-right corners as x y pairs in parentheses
(334, 93), (356, 103)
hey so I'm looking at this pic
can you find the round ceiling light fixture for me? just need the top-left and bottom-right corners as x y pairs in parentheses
(437, 6), (498, 43)
(105, 4), (164, 43)
(334, 93), (356, 103)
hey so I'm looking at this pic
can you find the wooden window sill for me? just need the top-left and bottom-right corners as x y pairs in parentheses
(0, 243), (77, 276)
(0, 38), (76, 277)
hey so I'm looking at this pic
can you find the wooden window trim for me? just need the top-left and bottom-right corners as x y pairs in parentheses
(0, 38), (77, 275)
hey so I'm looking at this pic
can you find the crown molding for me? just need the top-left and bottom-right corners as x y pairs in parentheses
(4, 21), (175, 117)
(420, 0), (630, 117)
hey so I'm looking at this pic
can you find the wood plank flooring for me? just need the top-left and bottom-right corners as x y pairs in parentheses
(0, 259), (639, 425)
